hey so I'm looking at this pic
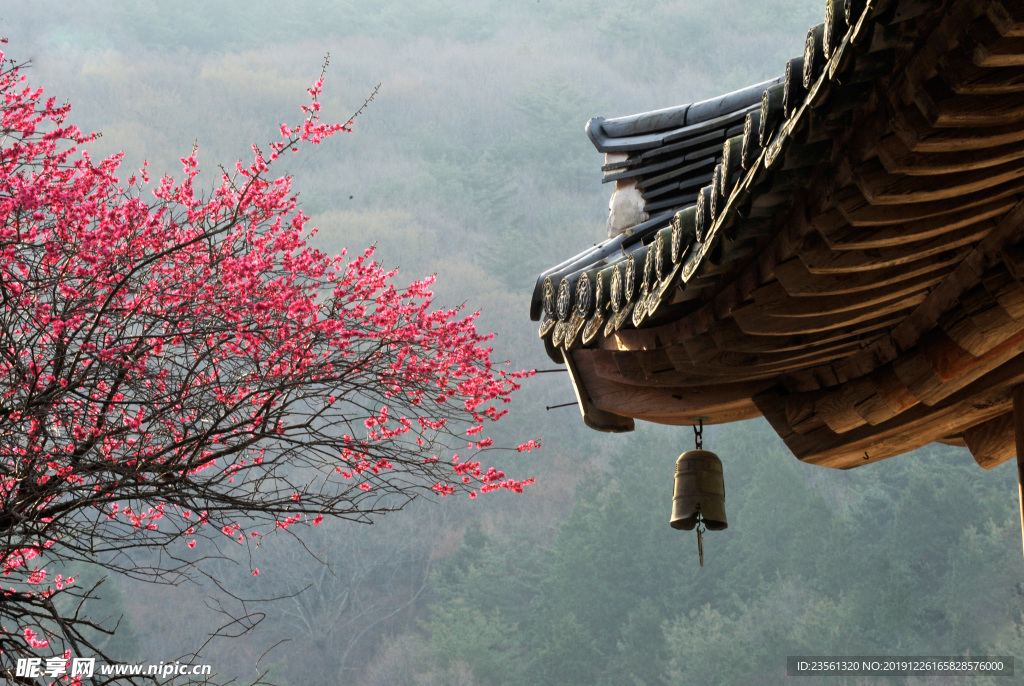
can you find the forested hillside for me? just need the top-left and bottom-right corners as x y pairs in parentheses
(5, 1), (1024, 683)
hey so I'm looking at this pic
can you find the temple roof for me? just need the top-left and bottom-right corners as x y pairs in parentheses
(531, 0), (1024, 470)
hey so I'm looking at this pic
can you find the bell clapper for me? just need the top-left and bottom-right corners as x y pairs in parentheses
(693, 419), (707, 567)
(696, 510), (705, 567)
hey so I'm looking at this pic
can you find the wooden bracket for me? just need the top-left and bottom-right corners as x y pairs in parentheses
(1012, 385), (1024, 566)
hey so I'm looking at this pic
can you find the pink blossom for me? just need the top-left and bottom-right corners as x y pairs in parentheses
(0, 49), (535, 648)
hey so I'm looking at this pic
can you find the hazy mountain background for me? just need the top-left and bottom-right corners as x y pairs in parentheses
(4, 2), (1023, 683)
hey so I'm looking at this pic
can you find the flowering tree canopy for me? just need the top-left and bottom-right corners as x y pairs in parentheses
(0, 46), (536, 682)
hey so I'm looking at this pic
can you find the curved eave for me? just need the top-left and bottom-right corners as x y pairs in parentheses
(535, 0), (1024, 470)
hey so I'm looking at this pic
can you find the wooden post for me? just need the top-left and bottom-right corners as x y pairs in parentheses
(1013, 385), (1024, 565)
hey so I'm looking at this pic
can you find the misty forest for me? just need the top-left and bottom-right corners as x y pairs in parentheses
(5, 1), (1024, 684)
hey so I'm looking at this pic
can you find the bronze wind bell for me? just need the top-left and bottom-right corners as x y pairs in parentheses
(670, 419), (727, 566)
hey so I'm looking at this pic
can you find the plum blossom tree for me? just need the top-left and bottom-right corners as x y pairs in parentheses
(0, 45), (536, 683)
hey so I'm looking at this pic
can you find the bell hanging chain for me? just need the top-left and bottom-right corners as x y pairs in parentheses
(693, 419), (703, 450)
